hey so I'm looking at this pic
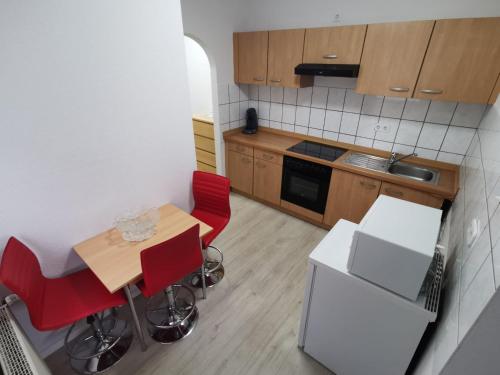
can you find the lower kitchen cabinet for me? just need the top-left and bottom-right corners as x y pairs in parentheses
(227, 150), (253, 195)
(379, 182), (443, 208)
(253, 159), (282, 205)
(323, 170), (381, 226)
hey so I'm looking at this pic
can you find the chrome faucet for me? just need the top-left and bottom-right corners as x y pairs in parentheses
(388, 152), (418, 167)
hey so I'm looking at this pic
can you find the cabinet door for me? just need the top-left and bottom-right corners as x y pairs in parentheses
(253, 159), (282, 205)
(323, 170), (381, 226)
(303, 25), (367, 65)
(415, 18), (500, 103)
(268, 29), (312, 88)
(380, 182), (443, 209)
(488, 73), (500, 105)
(236, 31), (268, 85)
(356, 21), (434, 98)
(227, 150), (253, 195)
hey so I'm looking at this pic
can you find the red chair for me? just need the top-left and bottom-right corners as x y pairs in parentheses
(138, 224), (203, 343)
(190, 171), (231, 290)
(0, 237), (132, 374)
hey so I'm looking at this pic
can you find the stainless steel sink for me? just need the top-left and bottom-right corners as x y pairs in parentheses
(344, 153), (440, 184)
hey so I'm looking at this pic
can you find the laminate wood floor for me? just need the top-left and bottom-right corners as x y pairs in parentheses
(46, 193), (332, 375)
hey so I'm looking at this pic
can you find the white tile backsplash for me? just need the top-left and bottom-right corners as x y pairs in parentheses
(402, 98), (430, 121)
(426, 101), (457, 124)
(451, 103), (486, 128)
(297, 87), (313, 106)
(324, 110), (342, 133)
(361, 95), (383, 116)
(381, 97), (406, 119)
(270, 102), (283, 122)
(327, 88), (346, 111)
(309, 108), (326, 129)
(295, 106), (310, 126)
(270, 87), (284, 103)
(343, 90), (363, 113)
(340, 112), (360, 135)
(396, 120), (423, 146)
(417, 123), (448, 150)
(217, 81), (494, 164)
(283, 88), (297, 105)
(311, 86), (328, 109)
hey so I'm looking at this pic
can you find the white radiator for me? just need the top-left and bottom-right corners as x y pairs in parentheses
(0, 298), (51, 375)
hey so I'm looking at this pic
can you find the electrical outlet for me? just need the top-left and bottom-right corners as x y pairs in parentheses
(374, 122), (391, 134)
(333, 14), (341, 23)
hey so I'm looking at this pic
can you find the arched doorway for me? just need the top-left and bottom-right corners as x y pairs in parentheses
(184, 35), (220, 174)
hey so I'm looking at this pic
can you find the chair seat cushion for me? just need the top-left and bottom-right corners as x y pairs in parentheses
(38, 269), (126, 331)
(191, 209), (229, 248)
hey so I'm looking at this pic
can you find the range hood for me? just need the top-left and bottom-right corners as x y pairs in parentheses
(294, 64), (359, 78)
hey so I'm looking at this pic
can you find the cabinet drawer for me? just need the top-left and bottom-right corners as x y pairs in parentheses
(254, 148), (283, 165)
(228, 142), (253, 156)
(380, 182), (443, 209)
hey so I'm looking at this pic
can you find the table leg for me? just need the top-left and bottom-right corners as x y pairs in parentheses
(200, 239), (207, 300)
(123, 285), (147, 351)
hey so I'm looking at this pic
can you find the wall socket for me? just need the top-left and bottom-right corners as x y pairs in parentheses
(374, 123), (391, 134)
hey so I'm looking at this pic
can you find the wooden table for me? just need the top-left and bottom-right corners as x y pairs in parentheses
(73, 204), (212, 351)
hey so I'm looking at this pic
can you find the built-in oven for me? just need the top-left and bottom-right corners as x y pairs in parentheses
(281, 156), (332, 214)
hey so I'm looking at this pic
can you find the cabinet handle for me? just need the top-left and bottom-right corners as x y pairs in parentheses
(253, 77), (265, 82)
(389, 87), (409, 92)
(420, 89), (443, 95)
(262, 154), (274, 161)
(241, 157), (252, 164)
(323, 54), (337, 59)
(359, 181), (377, 190)
(385, 188), (403, 197)
(270, 79), (281, 83)
(256, 161), (266, 168)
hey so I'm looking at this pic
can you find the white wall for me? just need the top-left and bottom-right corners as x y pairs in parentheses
(241, 0), (500, 30)
(185, 36), (213, 118)
(0, 0), (196, 279)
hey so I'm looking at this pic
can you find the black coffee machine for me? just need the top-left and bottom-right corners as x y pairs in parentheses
(242, 108), (258, 134)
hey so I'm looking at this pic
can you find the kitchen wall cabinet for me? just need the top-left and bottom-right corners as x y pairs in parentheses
(414, 18), (500, 103)
(356, 21), (434, 98)
(379, 182), (443, 209)
(253, 158), (282, 205)
(235, 31), (269, 85)
(268, 29), (313, 88)
(303, 25), (367, 65)
(488, 73), (500, 104)
(227, 148), (254, 195)
(323, 170), (381, 227)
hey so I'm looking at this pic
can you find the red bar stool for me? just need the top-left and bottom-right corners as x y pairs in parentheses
(138, 224), (203, 344)
(0, 237), (132, 374)
(189, 171), (231, 289)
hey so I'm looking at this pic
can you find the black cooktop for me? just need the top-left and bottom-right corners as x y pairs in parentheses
(287, 140), (347, 162)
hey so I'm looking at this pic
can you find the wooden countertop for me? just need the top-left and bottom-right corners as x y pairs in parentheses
(223, 127), (459, 200)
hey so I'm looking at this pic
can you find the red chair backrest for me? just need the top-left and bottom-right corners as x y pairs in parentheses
(192, 171), (231, 219)
(140, 224), (203, 297)
(0, 237), (46, 325)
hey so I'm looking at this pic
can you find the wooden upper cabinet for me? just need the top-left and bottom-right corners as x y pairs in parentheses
(489, 74), (500, 104)
(415, 18), (500, 103)
(303, 25), (367, 65)
(236, 31), (269, 85)
(267, 29), (313, 88)
(356, 21), (434, 98)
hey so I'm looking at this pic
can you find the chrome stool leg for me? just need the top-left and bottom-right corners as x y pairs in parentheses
(190, 245), (225, 289)
(64, 310), (133, 374)
(145, 284), (198, 344)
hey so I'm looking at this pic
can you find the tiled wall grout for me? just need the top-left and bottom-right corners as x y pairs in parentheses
(218, 79), (489, 164)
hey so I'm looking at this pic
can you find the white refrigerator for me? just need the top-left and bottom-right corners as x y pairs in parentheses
(298, 219), (445, 375)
